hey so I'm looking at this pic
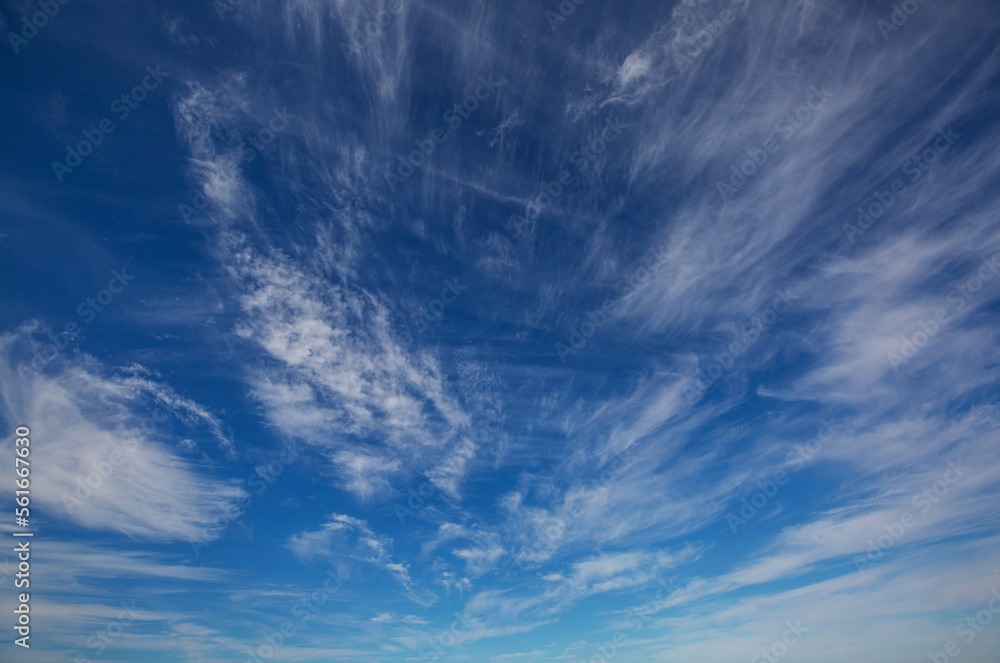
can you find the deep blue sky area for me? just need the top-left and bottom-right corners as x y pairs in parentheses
(1, 0), (1000, 661)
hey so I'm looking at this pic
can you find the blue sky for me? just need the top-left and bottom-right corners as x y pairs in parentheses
(1, 0), (1000, 661)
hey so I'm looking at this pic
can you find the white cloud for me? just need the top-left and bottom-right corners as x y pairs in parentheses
(0, 324), (245, 542)
(288, 513), (414, 590)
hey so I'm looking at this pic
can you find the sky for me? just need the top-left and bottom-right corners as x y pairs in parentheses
(1, 0), (1000, 661)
